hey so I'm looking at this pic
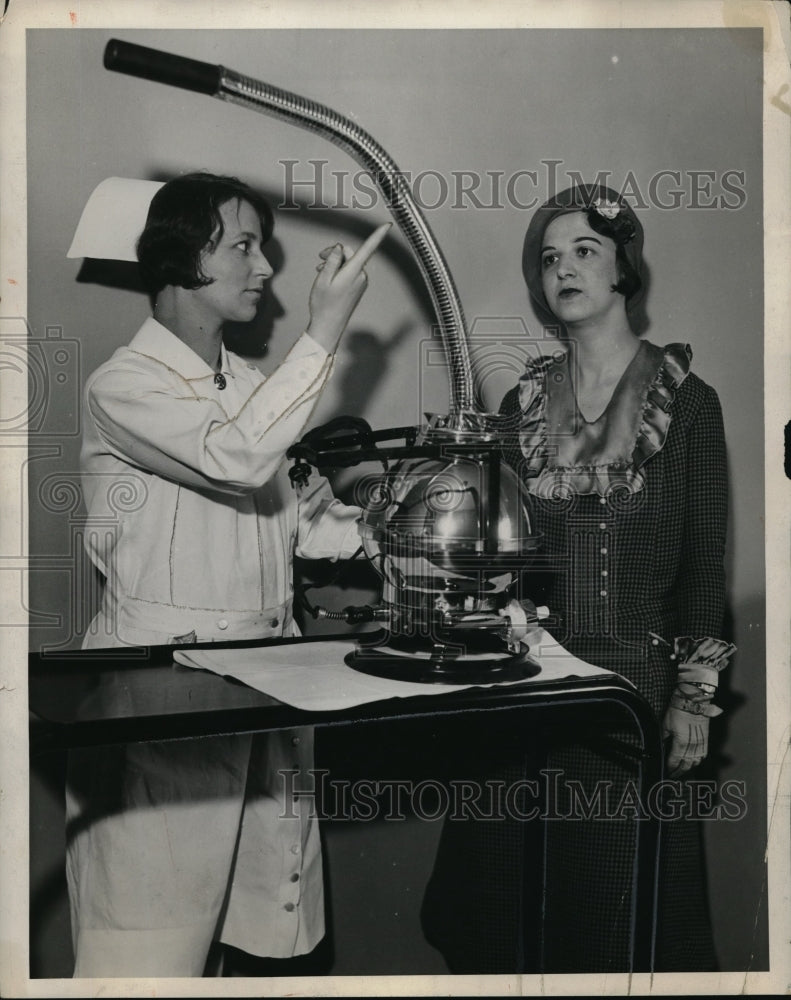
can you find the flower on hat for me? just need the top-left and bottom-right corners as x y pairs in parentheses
(592, 198), (621, 220)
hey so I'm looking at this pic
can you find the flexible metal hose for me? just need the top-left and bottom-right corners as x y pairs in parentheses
(104, 39), (478, 415)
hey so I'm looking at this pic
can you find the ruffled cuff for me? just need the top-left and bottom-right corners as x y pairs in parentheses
(665, 635), (736, 721)
(632, 342), (692, 469)
(674, 635), (736, 688)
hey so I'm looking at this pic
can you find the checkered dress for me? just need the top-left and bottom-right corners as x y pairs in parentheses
(421, 345), (727, 972)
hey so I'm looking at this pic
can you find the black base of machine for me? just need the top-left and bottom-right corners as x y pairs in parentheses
(345, 635), (541, 685)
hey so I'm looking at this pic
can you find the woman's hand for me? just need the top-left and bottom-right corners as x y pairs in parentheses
(662, 703), (710, 777)
(306, 222), (391, 353)
(662, 634), (733, 777)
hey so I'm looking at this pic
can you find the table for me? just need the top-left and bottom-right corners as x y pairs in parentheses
(29, 633), (664, 972)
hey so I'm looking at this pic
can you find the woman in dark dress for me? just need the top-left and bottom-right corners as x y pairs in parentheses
(422, 183), (735, 973)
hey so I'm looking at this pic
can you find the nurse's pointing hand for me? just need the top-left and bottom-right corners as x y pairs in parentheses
(307, 223), (391, 353)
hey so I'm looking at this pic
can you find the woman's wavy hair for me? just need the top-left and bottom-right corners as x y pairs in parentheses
(137, 172), (274, 296)
(584, 208), (642, 301)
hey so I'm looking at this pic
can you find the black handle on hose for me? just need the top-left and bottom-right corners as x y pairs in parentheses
(104, 39), (221, 96)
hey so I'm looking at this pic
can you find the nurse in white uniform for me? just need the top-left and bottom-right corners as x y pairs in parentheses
(67, 172), (389, 977)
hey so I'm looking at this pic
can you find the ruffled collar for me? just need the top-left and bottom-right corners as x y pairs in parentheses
(515, 341), (691, 498)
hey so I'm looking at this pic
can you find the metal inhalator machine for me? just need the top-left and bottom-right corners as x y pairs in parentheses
(103, 40), (550, 683)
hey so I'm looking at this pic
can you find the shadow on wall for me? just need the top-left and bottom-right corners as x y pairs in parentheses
(330, 322), (417, 426)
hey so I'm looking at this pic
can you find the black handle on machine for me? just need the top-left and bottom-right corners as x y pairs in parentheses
(104, 38), (222, 96)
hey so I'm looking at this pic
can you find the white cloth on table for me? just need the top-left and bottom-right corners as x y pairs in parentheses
(174, 630), (612, 711)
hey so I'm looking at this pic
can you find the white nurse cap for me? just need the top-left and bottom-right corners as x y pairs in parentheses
(67, 177), (164, 261)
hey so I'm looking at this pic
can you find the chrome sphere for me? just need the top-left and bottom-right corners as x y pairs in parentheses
(358, 445), (539, 615)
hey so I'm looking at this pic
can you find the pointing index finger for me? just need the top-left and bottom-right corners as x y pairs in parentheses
(342, 222), (392, 277)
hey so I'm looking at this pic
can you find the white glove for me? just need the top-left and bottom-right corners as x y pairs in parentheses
(662, 689), (722, 777)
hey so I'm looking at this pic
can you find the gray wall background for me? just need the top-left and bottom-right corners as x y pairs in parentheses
(25, 28), (767, 975)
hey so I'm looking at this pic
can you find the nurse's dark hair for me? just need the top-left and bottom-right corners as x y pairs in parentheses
(136, 172), (274, 296)
(584, 208), (642, 301)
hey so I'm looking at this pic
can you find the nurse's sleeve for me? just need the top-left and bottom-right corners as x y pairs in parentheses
(86, 334), (332, 495)
(294, 474), (362, 561)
